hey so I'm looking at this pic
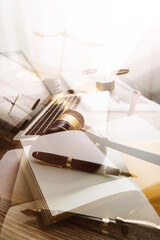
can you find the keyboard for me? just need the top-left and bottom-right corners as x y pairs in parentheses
(26, 95), (81, 135)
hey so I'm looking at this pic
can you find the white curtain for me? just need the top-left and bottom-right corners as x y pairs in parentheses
(27, 0), (108, 77)
(1, 0), (160, 89)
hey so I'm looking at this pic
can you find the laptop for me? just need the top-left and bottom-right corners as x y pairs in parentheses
(0, 50), (109, 141)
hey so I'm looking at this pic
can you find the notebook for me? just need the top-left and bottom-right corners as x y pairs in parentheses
(19, 116), (160, 226)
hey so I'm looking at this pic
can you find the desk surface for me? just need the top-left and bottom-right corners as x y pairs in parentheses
(1, 198), (160, 240)
(1, 201), (115, 240)
(0, 110), (160, 240)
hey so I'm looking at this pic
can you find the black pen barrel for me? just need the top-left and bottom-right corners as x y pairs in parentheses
(32, 152), (68, 167)
(32, 151), (101, 172)
(71, 160), (101, 173)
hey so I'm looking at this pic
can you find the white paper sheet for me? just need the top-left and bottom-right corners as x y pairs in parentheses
(21, 131), (139, 213)
(20, 116), (160, 224)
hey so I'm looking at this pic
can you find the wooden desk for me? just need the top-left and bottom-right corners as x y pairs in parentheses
(1, 201), (116, 240)
(1, 110), (160, 240)
(1, 196), (160, 240)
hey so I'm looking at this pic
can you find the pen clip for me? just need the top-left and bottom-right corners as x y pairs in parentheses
(36, 159), (63, 168)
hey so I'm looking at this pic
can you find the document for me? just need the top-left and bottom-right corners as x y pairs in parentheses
(20, 124), (160, 225)
(21, 131), (137, 212)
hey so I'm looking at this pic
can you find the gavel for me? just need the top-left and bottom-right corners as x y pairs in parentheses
(45, 109), (85, 134)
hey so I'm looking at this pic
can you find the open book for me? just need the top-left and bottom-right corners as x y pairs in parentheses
(19, 115), (160, 226)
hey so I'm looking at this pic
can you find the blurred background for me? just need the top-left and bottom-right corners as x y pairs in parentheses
(0, 0), (160, 103)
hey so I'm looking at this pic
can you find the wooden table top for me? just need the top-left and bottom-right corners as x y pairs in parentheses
(1, 199), (160, 240)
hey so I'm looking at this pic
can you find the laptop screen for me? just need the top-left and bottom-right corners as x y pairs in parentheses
(0, 50), (51, 132)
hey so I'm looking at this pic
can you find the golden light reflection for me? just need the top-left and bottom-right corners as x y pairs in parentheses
(120, 140), (160, 216)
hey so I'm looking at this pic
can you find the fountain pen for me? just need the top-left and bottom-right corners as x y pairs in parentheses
(32, 151), (132, 177)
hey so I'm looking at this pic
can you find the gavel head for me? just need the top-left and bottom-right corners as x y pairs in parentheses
(45, 109), (85, 134)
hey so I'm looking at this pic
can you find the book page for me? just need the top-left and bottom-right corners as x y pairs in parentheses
(21, 130), (160, 224)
